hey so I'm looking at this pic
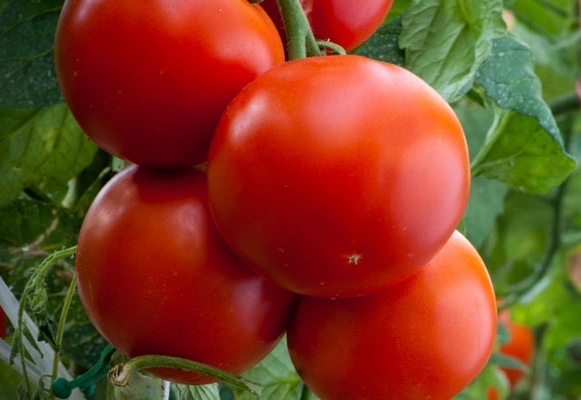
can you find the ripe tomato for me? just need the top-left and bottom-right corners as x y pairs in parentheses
(208, 55), (470, 298)
(0, 307), (6, 339)
(286, 231), (497, 400)
(487, 387), (500, 400)
(498, 310), (535, 386)
(260, 0), (394, 52)
(55, 0), (284, 168)
(486, 367), (510, 400)
(75, 166), (296, 384)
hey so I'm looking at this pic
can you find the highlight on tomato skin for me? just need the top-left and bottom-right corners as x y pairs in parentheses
(286, 231), (497, 400)
(207, 54), (470, 299)
(75, 165), (297, 385)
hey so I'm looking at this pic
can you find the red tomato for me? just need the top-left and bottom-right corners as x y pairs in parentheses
(0, 307), (6, 339)
(207, 55), (470, 298)
(487, 387), (500, 400)
(260, 0), (394, 52)
(286, 231), (497, 400)
(486, 367), (510, 400)
(498, 310), (535, 386)
(55, 0), (284, 168)
(75, 166), (296, 384)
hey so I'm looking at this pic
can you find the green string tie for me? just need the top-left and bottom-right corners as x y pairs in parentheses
(51, 345), (116, 399)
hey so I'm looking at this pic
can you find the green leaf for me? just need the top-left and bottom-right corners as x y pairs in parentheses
(508, 0), (578, 38)
(471, 35), (576, 193)
(231, 337), (317, 400)
(489, 353), (530, 372)
(455, 103), (508, 248)
(462, 175), (508, 249)
(0, 199), (56, 249)
(0, 105), (98, 207)
(171, 383), (220, 400)
(562, 164), (581, 233)
(384, 0), (411, 22)
(475, 35), (564, 126)
(483, 190), (553, 293)
(354, 16), (404, 66)
(60, 297), (108, 368)
(399, 0), (506, 102)
(0, 359), (20, 400)
(511, 23), (580, 101)
(0, 0), (63, 108)
(453, 364), (509, 400)
(472, 110), (576, 194)
(496, 319), (511, 346)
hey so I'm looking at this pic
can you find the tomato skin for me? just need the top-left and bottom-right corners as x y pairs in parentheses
(498, 310), (535, 386)
(55, 0), (284, 168)
(261, 0), (394, 51)
(0, 307), (6, 339)
(286, 231), (497, 400)
(75, 166), (296, 384)
(487, 387), (500, 400)
(208, 55), (470, 298)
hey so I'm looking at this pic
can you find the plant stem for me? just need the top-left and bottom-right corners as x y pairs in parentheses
(276, 0), (321, 59)
(50, 272), (78, 400)
(550, 91), (579, 117)
(114, 355), (263, 396)
(499, 106), (575, 309)
(16, 245), (77, 396)
(499, 181), (565, 309)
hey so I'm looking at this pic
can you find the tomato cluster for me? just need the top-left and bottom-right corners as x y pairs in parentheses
(56, 0), (497, 397)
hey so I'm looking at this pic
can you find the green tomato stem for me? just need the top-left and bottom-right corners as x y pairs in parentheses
(317, 39), (347, 55)
(17, 245), (78, 397)
(113, 355), (262, 396)
(50, 272), (78, 400)
(275, 0), (321, 59)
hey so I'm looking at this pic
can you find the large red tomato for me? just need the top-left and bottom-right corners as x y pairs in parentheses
(207, 55), (470, 298)
(75, 166), (296, 384)
(260, 0), (394, 52)
(498, 310), (535, 386)
(55, 0), (284, 168)
(287, 231), (497, 400)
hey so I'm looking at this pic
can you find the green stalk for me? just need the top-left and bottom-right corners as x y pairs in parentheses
(16, 245), (78, 395)
(276, 0), (321, 59)
(112, 355), (263, 396)
(50, 273), (78, 400)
